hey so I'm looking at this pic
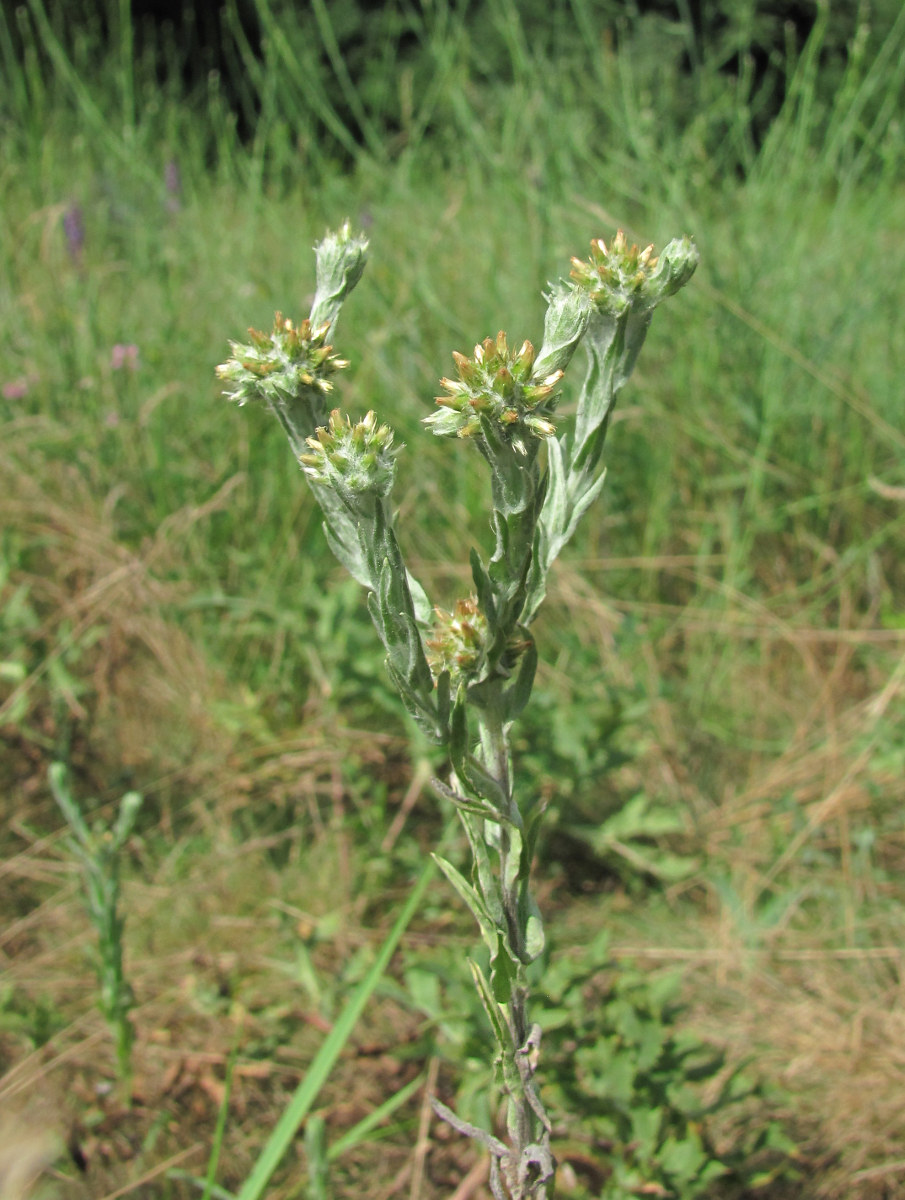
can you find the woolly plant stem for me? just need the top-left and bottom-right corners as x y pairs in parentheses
(218, 223), (698, 1200)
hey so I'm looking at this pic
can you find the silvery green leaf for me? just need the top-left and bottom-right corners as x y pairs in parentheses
(406, 572), (432, 628)
(268, 388), (330, 457)
(460, 810), (504, 926)
(521, 895), (545, 963)
(322, 518), (370, 589)
(542, 435), (569, 541)
(450, 687), (469, 767)
(523, 450), (608, 626)
(431, 777), (508, 824)
(384, 659), (445, 743)
(500, 633), (536, 723)
(490, 939), (516, 1004)
(460, 755), (508, 813)
(469, 959), (512, 1052)
(565, 467), (608, 541)
(374, 558), (433, 690)
(571, 311), (622, 468)
(612, 308), (654, 393)
(435, 669), (451, 733)
(433, 854), (497, 953)
(470, 548), (496, 624)
(503, 823), (523, 897)
(533, 281), (592, 379)
(539, 465), (608, 579)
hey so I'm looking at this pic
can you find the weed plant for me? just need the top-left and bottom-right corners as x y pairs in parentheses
(48, 763), (142, 1098)
(217, 218), (708, 1197)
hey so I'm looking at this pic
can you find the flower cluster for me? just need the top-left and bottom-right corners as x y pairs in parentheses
(569, 231), (659, 313)
(300, 409), (398, 499)
(216, 313), (348, 408)
(570, 231), (699, 318)
(424, 331), (563, 455)
(426, 596), (489, 682)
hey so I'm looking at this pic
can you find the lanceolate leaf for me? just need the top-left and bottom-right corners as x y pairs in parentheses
(520, 894), (546, 963)
(460, 755), (509, 812)
(490, 936), (517, 1005)
(469, 958), (512, 1053)
(470, 547), (497, 625)
(500, 633), (537, 723)
(384, 659), (445, 743)
(460, 810), (504, 926)
(432, 853), (497, 954)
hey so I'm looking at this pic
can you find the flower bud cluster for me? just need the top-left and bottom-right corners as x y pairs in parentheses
(424, 331), (564, 456)
(570, 231), (658, 315)
(311, 222), (369, 333)
(570, 231), (699, 318)
(426, 596), (489, 682)
(300, 408), (398, 499)
(216, 313), (348, 408)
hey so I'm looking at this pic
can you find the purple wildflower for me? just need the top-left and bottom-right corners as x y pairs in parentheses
(111, 344), (139, 371)
(165, 159), (182, 213)
(2, 379), (29, 400)
(63, 204), (85, 261)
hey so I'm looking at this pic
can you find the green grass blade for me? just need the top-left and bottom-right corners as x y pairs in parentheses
(167, 1171), (236, 1200)
(235, 852), (440, 1200)
(326, 1070), (425, 1160)
(303, 1114), (330, 1200)
(202, 1040), (238, 1200)
(25, 0), (154, 182)
(309, 0), (388, 163)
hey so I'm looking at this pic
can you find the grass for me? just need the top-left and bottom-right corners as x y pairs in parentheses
(2, 1), (905, 1196)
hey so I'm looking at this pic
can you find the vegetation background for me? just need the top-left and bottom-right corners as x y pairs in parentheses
(1, 0), (904, 1197)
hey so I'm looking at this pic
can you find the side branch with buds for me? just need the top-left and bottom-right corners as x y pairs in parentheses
(218, 221), (698, 1200)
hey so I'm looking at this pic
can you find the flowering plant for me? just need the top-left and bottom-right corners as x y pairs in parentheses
(218, 222), (698, 1200)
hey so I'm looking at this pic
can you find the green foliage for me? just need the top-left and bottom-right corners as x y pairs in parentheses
(233, 855), (441, 1200)
(514, 659), (695, 888)
(5, 0), (902, 205)
(396, 930), (797, 1199)
(574, 792), (697, 885)
(538, 931), (798, 1199)
(9, 0), (901, 189)
(0, 983), (68, 1050)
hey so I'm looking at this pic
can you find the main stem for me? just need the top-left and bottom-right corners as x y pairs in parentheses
(479, 708), (553, 1200)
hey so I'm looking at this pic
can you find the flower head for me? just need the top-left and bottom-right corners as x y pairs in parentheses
(300, 408), (398, 499)
(216, 313), (348, 409)
(424, 331), (563, 455)
(570, 231), (699, 317)
(426, 596), (489, 682)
